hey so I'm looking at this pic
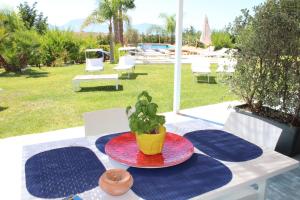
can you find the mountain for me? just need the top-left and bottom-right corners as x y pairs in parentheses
(51, 19), (155, 33)
(131, 23), (155, 34)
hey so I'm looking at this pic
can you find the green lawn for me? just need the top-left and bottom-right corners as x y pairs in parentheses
(0, 63), (236, 138)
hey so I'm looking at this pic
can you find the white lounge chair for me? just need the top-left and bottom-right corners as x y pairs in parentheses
(72, 74), (119, 91)
(85, 49), (104, 72)
(191, 59), (211, 83)
(113, 56), (135, 78)
(83, 108), (130, 136)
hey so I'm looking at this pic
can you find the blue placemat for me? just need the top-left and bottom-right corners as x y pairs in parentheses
(25, 146), (105, 198)
(184, 129), (263, 162)
(128, 153), (232, 200)
(95, 132), (124, 154)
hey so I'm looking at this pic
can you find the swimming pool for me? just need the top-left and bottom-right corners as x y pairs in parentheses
(138, 43), (175, 50)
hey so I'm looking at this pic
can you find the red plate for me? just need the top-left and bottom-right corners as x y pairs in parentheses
(105, 132), (194, 168)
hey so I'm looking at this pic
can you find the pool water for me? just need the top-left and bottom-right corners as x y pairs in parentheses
(138, 43), (174, 50)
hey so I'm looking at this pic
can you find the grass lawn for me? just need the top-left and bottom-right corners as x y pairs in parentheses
(0, 63), (236, 138)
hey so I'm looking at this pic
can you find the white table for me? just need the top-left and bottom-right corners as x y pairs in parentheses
(72, 74), (119, 91)
(22, 119), (299, 200)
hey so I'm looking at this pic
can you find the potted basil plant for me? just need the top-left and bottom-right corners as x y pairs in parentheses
(126, 91), (166, 155)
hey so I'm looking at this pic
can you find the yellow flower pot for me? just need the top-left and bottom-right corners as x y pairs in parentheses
(135, 126), (166, 155)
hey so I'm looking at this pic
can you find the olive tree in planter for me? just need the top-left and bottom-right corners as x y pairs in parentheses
(229, 0), (300, 156)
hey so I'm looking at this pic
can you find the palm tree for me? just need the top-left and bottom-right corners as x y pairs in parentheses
(82, 0), (115, 63)
(159, 13), (176, 44)
(117, 0), (135, 45)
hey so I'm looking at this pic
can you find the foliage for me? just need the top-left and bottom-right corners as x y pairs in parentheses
(0, 9), (105, 70)
(77, 33), (99, 63)
(183, 26), (201, 47)
(82, 0), (116, 63)
(126, 91), (166, 134)
(0, 9), (41, 72)
(125, 27), (139, 45)
(116, 0), (136, 45)
(159, 13), (176, 44)
(139, 33), (168, 44)
(99, 45), (110, 52)
(10, 30), (42, 67)
(97, 33), (110, 45)
(41, 29), (79, 66)
(229, 0), (300, 126)
(17, 1), (48, 34)
(211, 31), (233, 50)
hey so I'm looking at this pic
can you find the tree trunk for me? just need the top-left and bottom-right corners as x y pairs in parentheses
(108, 21), (115, 64)
(0, 54), (20, 72)
(118, 9), (124, 46)
(113, 15), (120, 44)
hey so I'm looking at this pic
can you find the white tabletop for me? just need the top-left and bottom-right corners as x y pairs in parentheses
(22, 119), (299, 200)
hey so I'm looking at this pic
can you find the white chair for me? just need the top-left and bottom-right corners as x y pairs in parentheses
(83, 108), (130, 136)
(223, 111), (282, 150)
(85, 49), (105, 72)
(113, 56), (135, 78)
(191, 59), (211, 83)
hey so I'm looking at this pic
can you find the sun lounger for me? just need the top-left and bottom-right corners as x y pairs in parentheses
(113, 56), (135, 78)
(191, 59), (211, 83)
(72, 74), (119, 91)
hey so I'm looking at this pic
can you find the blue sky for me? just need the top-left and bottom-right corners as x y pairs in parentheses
(0, 0), (265, 30)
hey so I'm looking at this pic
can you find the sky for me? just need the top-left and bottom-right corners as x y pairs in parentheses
(0, 0), (265, 30)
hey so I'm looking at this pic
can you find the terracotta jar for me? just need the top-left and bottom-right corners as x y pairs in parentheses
(99, 169), (133, 196)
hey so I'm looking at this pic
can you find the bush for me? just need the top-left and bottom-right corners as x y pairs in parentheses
(41, 29), (68, 66)
(230, 0), (300, 126)
(41, 29), (82, 66)
(77, 33), (99, 63)
(97, 34), (110, 45)
(6, 29), (41, 68)
(0, 10), (42, 72)
(125, 28), (139, 46)
(211, 31), (233, 50)
(99, 45), (110, 52)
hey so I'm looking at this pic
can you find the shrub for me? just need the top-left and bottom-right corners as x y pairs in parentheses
(77, 33), (99, 63)
(99, 45), (110, 52)
(125, 27), (139, 46)
(5, 29), (41, 68)
(41, 29), (81, 66)
(211, 31), (233, 50)
(0, 10), (42, 72)
(230, 0), (300, 126)
(97, 33), (110, 45)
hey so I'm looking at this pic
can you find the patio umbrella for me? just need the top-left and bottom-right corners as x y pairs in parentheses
(200, 15), (212, 46)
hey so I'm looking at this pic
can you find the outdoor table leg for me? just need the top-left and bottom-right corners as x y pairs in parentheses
(73, 80), (81, 92)
(257, 180), (266, 200)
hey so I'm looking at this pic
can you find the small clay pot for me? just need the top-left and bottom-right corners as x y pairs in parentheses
(99, 169), (133, 196)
